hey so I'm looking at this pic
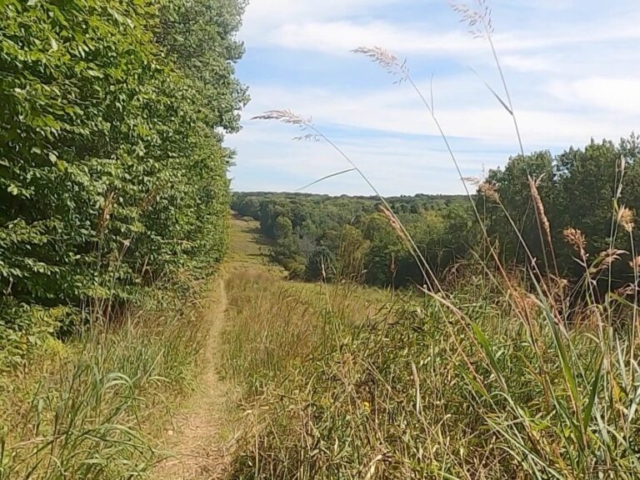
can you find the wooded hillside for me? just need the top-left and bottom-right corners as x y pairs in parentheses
(233, 135), (640, 294)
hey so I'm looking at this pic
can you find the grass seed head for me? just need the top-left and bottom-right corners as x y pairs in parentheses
(618, 206), (635, 233)
(596, 248), (626, 270)
(450, 0), (494, 38)
(252, 109), (311, 126)
(528, 175), (552, 249)
(478, 181), (499, 202)
(352, 47), (408, 78)
(563, 228), (586, 257)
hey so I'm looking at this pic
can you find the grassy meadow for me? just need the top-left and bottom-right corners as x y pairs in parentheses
(2, 1), (640, 479)
(222, 217), (640, 479)
(0, 278), (213, 479)
(218, 4), (640, 478)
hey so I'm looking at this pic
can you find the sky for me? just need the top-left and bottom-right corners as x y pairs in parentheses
(226, 0), (640, 196)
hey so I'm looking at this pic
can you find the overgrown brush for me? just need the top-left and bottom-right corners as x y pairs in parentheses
(0, 281), (211, 479)
(223, 263), (640, 479)
(222, 269), (391, 396)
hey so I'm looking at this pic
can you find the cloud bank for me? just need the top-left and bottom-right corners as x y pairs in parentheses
(227, 0), (640, 195)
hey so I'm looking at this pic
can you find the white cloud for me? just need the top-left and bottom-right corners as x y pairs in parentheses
(241, 83), (636, 148)
(548, 78), (640, 115)
(266, 21), (483, 57)
(230, 0), (640, 194)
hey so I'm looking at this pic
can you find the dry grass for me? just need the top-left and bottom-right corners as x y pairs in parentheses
(0, 280), (213, 479)
(221, 250), (640, 479)
(229, 1), (640, 478)
(153, 278), (237, 480)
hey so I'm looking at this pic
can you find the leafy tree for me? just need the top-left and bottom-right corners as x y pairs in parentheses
(232, 135), (640, 298)
(274, 216), (293, 240)
(0, 0), (247, 361)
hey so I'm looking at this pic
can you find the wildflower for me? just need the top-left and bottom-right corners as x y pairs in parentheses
(362, 401), (371, 414)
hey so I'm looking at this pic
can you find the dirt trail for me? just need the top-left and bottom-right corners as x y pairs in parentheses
(153, 217), (269, 479)
(154, 276), (236, 479)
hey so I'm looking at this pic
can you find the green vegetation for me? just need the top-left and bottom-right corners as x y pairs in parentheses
(232, 192), (475, 286)
(0, 0), (247, 367)
(233, 136), (640, 300)
(3, 0), (640, 478)
(221, 4), (640, 479)
(0, 285), (210, 478)
(482, 138), (640, 289)
(226, 170), (640, 478)
(223, 254), (640, 479)
(0, 0), (246, 477)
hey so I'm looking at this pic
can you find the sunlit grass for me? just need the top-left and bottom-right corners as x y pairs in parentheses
(0, 284), (210, 479)
(222, 1), (640, 478)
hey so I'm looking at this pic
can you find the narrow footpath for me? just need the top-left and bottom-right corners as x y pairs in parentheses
(154, 276), (236, 480)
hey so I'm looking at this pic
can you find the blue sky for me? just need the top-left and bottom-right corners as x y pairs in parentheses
(226, 0), (640, 196)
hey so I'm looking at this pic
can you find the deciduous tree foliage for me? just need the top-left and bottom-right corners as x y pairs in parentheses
(233, 135), (640, 297)
(483, 136), (640, 288)
(0, 0), (247, 362)
(232, 192), (474, 286)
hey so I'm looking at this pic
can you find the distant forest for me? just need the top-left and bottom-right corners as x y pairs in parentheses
(233, 135), (640, 293)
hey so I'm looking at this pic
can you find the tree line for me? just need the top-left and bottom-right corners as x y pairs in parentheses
(232, 192), (476, 287)
(1, 0), (247, 364)
(482, 135), (640, 296)
(233, 135), (640, 295)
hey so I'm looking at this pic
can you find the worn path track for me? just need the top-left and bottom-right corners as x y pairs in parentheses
(153, 216), (273, 479)
(154, 276), (236, 480)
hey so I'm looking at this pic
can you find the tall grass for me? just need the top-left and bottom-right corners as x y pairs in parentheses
(225, 1), (640, 478)
(0, 280), (211, 479)
(224, 263), (640, 478)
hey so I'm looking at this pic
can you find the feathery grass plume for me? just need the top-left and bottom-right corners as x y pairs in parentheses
(462, 176), (481, 186)
(618, 206), (635, 233)
(293, 133), (322, 142)
(616, 283), (638, 297)
(630, 256), (640, 270)
(252, 109), (311, 126)
(450, 0), (494, 38)
(528, 175), (553, 250)
(593, 248), (626, 272)
(528, 174), (559, 277)
(351, 47), (408, 81)
(478, 181), (499, 202)
(563, 228), (586, 259)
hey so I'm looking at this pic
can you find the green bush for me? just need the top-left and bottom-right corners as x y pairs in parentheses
(0, 0), (247, 359)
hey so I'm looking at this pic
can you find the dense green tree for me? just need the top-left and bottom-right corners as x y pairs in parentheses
(1, 0), (247, 359)
(274, 216), (293, 240)
(232, 134), (640, 296)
